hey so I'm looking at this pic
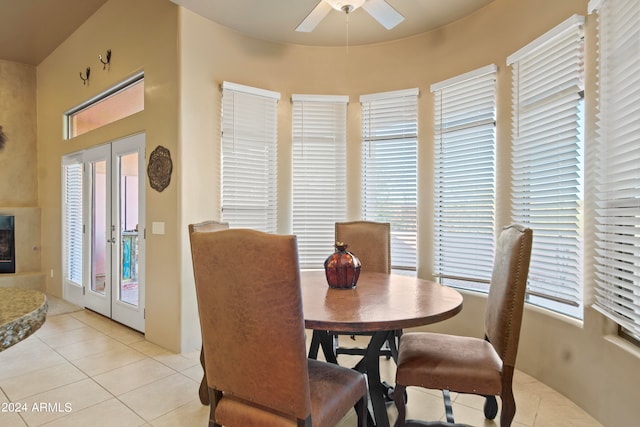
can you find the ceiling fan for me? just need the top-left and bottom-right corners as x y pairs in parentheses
(296, 0), (404, 32)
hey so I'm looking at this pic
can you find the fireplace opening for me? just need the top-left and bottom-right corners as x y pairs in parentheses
(0, 215), (15, 274)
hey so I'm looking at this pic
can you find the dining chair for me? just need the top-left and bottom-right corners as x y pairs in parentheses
(335, 221), (391, 275)
(189, 228), (368, 427)
(333, 221), (400, 361)
(188, 220), (229, 406)
(308, 221), (397, 362)
(393, 224), (533, 427)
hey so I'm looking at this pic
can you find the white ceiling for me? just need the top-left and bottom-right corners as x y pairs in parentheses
(0, 0), (494, 66)
(171, 0), (495, 47)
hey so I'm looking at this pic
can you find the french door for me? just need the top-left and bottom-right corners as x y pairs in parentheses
(62, 134), (146, 332)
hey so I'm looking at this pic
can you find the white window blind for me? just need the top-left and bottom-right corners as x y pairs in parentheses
(361, 88), (418, 270)
(432, 65), (497, 291)
(221, 82), (279, 233)
(292, 95), (348, 269)
(62, 158), (84, 285)
(508, 14), (585, 318)
(590, 0), (640, 338)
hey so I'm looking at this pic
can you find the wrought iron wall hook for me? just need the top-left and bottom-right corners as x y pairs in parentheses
(0, 126), (7, 151)
(79, 67), (90, 85)
(99, 49), (111, 70)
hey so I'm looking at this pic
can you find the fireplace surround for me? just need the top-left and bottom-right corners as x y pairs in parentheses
(0, 215), (16, 274)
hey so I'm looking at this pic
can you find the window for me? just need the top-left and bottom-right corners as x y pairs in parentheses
(65, 72), (144, 139)
(507, 14), (585, 318)
(221, 82), (279, 232)
(361, 88), (418, 270)
(62, 156), (84, 286)
(590, 0), (640, 340)
(292, 95), (348, 268)
(432, 65), (497, 291)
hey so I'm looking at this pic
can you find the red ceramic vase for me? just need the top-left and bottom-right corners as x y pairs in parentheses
(324, 242), (361, 289)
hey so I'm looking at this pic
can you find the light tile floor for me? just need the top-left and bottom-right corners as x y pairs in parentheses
(0, 310), (603, 427)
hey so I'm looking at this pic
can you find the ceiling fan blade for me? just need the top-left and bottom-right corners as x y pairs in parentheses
(296, 1), (333, 32)
(362, 0), (404, 30)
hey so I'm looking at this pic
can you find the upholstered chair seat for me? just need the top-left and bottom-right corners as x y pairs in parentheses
(214, 359), (365, 427)
(395, 333), (503, 395)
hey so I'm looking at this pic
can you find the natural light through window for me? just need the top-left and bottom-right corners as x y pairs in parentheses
(508, 15), (585, 319)
(65, 73), (144, 139)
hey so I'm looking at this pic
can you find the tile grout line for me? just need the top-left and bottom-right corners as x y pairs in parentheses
(36, 313), (205, 425)
(25, 314), (148, 425)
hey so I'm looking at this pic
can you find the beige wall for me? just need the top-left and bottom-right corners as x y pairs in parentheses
(0, 60), (38, 206)
(36, 0), (180, 350)
(178, 0), (638, 425)
(0, 61), (43, 289)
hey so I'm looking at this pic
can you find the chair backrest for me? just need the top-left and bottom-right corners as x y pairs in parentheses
(188, 220), (229, 234)
(335, 221), (391, 274)
(189, 228), (312, 421)
(484, 224), (533, 368)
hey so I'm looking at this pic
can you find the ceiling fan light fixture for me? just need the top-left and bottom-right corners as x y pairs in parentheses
(296, 0), (403, 33)
(325, 0), (366, 14)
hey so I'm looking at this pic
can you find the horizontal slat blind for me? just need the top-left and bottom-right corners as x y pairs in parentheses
(361, 89), (418, 269)
(221, 82), (279, 233)
(292, 95), (348, 268)
(432, 65), (497, 290)
(508, 15), (585, 317)
(590, 0), (640, 337)
(62, 160), (84, 285)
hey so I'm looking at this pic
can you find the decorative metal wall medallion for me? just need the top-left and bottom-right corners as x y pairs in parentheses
(147, 145), (173, 192)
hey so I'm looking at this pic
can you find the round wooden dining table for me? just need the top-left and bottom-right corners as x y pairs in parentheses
(301, 270), (463, 427)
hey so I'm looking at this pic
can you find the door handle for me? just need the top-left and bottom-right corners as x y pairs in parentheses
(108, 225), (116, 244)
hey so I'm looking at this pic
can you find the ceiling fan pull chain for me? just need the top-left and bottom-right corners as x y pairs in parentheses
(346, 12), (350, 54)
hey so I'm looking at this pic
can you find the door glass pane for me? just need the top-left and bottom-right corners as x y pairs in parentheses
(92, 161), (107, 295)
(119, 152), (139, 307)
